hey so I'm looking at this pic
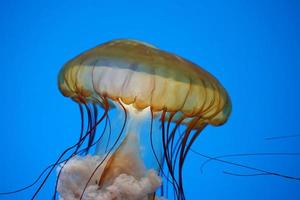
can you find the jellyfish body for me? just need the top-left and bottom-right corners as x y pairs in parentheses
(56, 39), (231, 200)
(59, 39), (230, 126)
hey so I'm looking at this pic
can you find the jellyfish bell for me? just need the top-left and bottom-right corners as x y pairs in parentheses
(59, 39), (231, 126)
(56, 39), (231, 200)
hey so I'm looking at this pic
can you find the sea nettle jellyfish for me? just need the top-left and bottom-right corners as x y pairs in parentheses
(54, 39), (231, 200)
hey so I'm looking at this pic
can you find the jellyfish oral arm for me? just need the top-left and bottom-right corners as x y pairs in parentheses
(57, 102), (165, 200)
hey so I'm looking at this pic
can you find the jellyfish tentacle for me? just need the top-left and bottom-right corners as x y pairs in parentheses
(165, 112), (183, 199)
(83, 103), (93, 154)
(31, 109), (89, 199)
(190, 149), (300, 181)
(0, 164), (53, 195)
(52, 103), (89, 199)
(0, 107), (105, 198)
(1, 109), (105, 198)
(53, 112), (110, 199)
(166, 115), (186, 199)
(165, 111), (177, 199)
(53, 101), (110, 199)
(167, 115), (185, 164)
(200, 152), (300, 173)
(76, 104), (85, 151)
(79, 98), (128, 200)
(31, 96), (110, 200)
(161, 110), (184, 200)
(265, 134), (300, 140)
(87, 103), (98, 152)
(170, 127), (183, 173)
(161, 110), (175, 197)
(182, 124), (207, 161)
(104, 114), (112, 153)
(149, 109), (167, 198)
(178, 117), (202, 200)
(0, 103), (86, 196)
(172, 129), (186, 172)
(169, 117), (185, 169)
(149, 109), (175, 199)
(223, 171), (270, 177)
(165, 112), (176, 162)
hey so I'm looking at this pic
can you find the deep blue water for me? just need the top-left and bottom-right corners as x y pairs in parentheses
(0, 0), (300, 199)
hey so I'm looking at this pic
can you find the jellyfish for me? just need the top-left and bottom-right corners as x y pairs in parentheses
(51, 39), (231, 200)
(7, 39), (224, 200)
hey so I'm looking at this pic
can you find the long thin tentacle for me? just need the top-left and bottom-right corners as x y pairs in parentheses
(79, 99), (128, 200)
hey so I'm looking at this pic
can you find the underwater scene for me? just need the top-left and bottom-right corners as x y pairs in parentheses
(0, 0), (299, 200)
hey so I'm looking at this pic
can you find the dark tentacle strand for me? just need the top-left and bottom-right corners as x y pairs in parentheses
(190, 149), (300, 181)
(159, 112), (207, 200)
(32, 96), (110, 200)
(79, 99), (128, 200)
(104, 115), (112, 153)
(200, 152), (300, 173)
(223, 171), (271, 177)
(161, 110), (185, 200)
(52, 102), (111, 199)
(149, 109), (175, 200)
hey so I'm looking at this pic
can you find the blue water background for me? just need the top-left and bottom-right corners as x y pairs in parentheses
(0, 0), (300, 199)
